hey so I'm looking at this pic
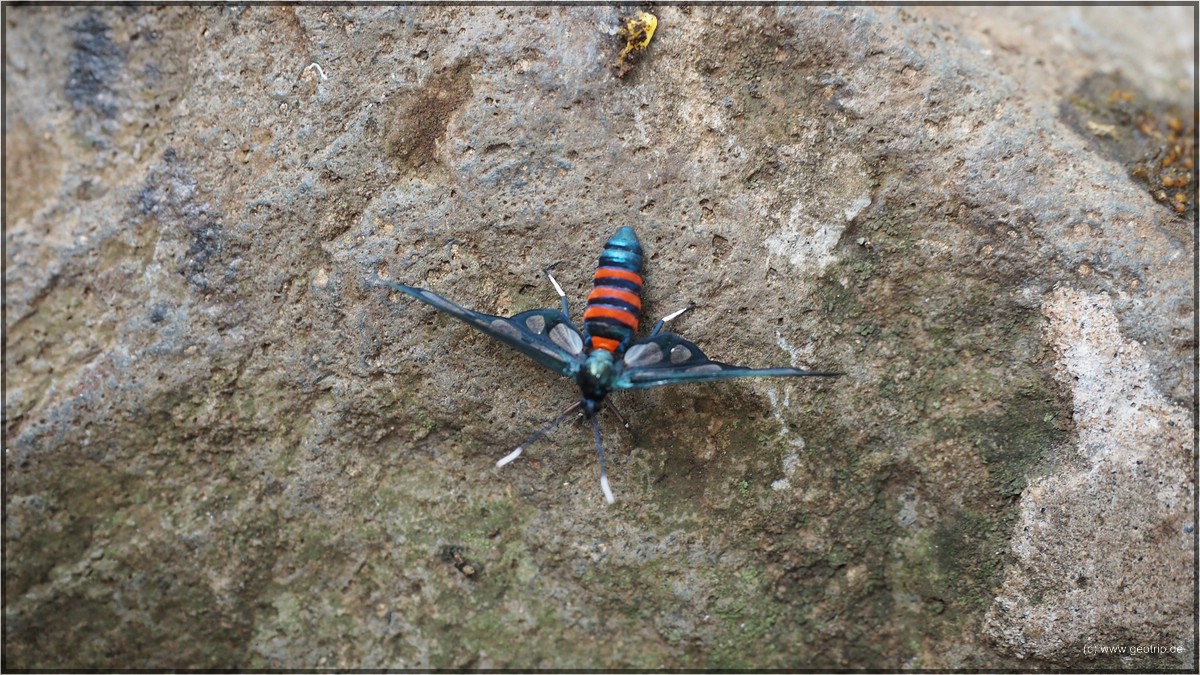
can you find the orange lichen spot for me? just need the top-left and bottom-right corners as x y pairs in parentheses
(1108, 90), (1134, 104)
(1070, 72), (1194, 219)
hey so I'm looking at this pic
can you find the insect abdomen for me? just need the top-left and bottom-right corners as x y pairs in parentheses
(584, 226), (644, 354)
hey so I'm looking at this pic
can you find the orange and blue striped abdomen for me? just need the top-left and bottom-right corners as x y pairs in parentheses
(583, 226), (644, 355)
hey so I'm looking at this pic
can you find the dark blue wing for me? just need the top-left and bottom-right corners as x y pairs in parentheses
(380, 280), (585, 377)
(614, 332), (840, 389)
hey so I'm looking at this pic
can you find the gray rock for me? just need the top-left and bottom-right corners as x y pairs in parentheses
(3, 5), (1193, 669)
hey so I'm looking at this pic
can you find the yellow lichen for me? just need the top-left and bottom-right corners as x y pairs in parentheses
(613, 11), (658, 78)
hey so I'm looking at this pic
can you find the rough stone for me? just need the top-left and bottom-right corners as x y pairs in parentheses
(984, 288), (1193, 668)
(4, 5), (1194, 670)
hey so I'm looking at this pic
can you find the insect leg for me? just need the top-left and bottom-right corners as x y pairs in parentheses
(648, 305), (691, 337)
(591, 415), (615, 504)
(543, 265), (570, 317)
(497, 400), (583, 468)
(604, 399), (631, 430)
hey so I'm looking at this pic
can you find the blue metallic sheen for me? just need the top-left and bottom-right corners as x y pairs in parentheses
(598, 226), (644, 272)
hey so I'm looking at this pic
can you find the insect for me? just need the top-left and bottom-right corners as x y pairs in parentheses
(381, 227), (839, 503)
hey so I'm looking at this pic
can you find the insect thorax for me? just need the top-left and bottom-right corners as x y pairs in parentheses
(577, 350), (616, 414)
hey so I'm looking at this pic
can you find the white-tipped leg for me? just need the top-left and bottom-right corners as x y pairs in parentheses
(544, 266), (570, 317)
(661, 306), (690, 322)
(497, 401), (583, 468)
(496, 446), (524, 468)
(591, 415), (615, 504)
(649, 305), (692, 336)
(545, 268), (567, 298)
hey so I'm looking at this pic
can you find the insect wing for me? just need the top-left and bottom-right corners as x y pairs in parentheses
(615, 333), (840, 389)
(383, 281), (585, 376)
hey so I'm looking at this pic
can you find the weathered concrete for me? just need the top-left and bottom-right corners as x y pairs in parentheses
(4, 5), (1194, 669)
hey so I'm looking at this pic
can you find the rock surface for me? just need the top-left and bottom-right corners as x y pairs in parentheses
(4, 5), (1194, 669)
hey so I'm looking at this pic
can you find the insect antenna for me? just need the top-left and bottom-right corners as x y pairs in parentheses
(542, 264), (570, 317)
(496, 401), (583, 468)
(591, 415), (615, 504)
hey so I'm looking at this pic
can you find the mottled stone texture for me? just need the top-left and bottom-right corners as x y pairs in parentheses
(3, 5), (1194, 670)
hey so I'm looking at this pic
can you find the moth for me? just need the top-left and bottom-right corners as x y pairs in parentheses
(382, 227), (839, 503)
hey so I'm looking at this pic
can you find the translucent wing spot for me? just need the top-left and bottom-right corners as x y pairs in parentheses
(525, 314), (547, 334)
(624, 342), (663, 367)
(669, 344), (692, 364)
(686, 364), (723, 374)
(549, 323), (584, 355)
(420, 290), (456, 311)
(489, 319), (523, 340)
